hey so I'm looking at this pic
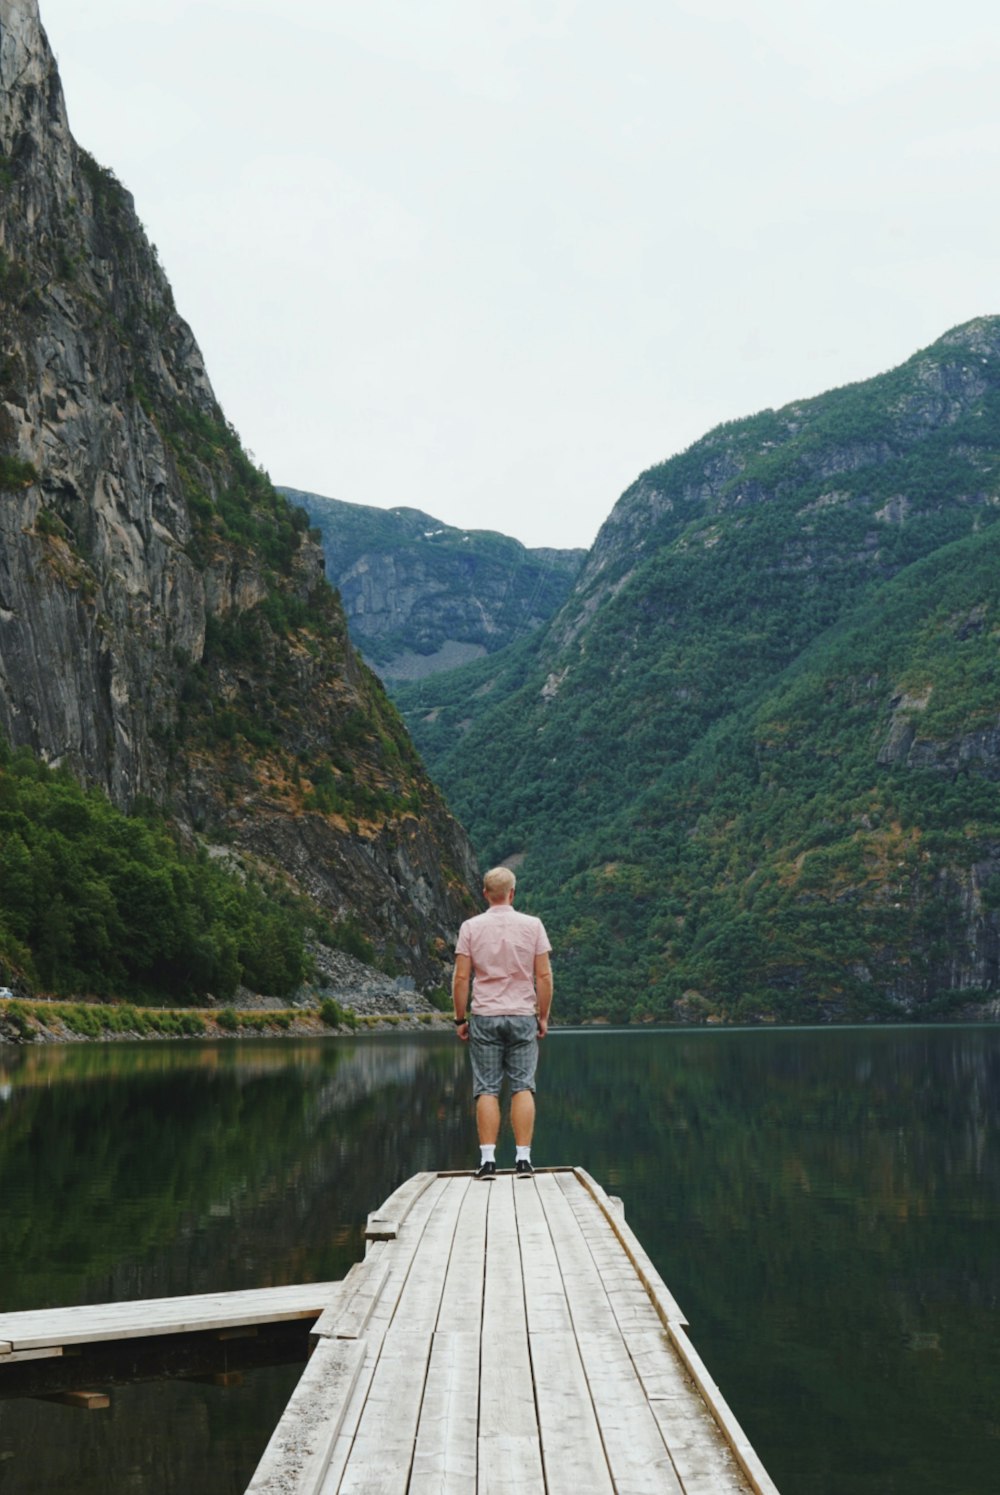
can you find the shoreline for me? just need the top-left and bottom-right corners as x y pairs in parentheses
(0, 996), (454, 1046)
(3, 997), (999, 1047)
(0, 941), (456, 1045)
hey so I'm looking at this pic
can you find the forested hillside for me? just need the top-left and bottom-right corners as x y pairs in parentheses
(398, 318), (1000, 1022)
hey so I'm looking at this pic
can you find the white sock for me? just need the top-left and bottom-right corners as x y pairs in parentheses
(515, 1146), (531, 1163)
(480, 1144), (496, 1164)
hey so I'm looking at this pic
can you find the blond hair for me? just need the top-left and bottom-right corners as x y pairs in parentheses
(483, 866), (516, 902)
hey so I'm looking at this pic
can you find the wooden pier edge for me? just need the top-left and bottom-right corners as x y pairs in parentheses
(571, 1166), (689, 1326)
(571, 1166), (779, 1495)
(245, 1336), (365, 1495)
(311, 1249), (388, 1343)
(363, 1170), (437, 1244)
(666, 1319), (780, 1495)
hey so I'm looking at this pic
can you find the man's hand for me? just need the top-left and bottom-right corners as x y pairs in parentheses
(536, 1014), (549, 1039)
(457, 1018), (470, 1043)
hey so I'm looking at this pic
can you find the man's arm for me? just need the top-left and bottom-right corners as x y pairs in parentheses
(452, 953), (472, 1041)
(534, 952), (553, 1038)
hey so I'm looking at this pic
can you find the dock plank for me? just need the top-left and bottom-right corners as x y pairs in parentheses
(572, 1168), (688, 1326)
(557, 1175), (768, 1493)
(436, 1172), (489, 1333)
(319, 1176), (453, 1494)
(338, 1178), (471, 1493)
(536, 1175), (684, 1494)
(512, 1177), (573, 1335)
(246, 1337), (365, 1495)
(0, 1345), (63, 1365)
(365, 1171), (437, 1241)
(528, 1329), (615, 1495)
(560, 1175), (771, 1492)
(312, 1249), (388, 1342)
(513, 1179), (612, 1494)
(337, 1329), (434, 1495)
(409, 1330), (480, 1495)
(664, 1322), (779, 1495)
(477, 1433), (546, 1494)
(0, 1281), (340, 1355)
(478, 1179), (544, 1491)
(647, 1396), (752, 1495)
(410, 1180), (489, 1494)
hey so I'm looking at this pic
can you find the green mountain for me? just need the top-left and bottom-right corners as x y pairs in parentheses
(279, 488), (584, 681)
(397, 318), (1000, 1022)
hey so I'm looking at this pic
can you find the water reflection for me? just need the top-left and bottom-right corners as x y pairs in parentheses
(1, 1027), (999, 1494)
(542, 1028), (1000, 1495)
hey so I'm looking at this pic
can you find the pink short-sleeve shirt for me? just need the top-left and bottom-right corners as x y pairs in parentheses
(455, 903), (552, 1016)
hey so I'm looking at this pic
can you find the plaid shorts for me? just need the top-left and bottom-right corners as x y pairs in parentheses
(469, 1013), (539, 1097)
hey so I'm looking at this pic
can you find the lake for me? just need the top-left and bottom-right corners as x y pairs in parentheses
(0, 1025), (998, 1493)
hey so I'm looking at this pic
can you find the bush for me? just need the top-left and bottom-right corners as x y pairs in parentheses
(56, 1003), (103, 1037)
(216, 1007), (239, 1032)
(329, 917), (376, 965)
(320, 996), (359, 1031)
(0, 455), (36, 493)
(2, 1000), (34, 1040)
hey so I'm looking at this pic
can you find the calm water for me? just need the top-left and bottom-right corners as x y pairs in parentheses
(1, 1026), (998, 1494)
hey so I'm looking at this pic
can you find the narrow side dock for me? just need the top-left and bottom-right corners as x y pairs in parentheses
(248, 1167), (779, 1495)
(0, 1281), (338, 1365)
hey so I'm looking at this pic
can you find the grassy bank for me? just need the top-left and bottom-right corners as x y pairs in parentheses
(0, 996), (451, 1044)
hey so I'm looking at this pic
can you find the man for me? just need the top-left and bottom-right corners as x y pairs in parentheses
(452, 866), (553, 1179)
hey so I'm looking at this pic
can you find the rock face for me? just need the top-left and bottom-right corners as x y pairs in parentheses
(280, 489), (584, 682)
(0, 0), (477, 984)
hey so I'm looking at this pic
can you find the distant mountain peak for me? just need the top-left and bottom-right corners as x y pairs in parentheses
(280, 488), (585, 683)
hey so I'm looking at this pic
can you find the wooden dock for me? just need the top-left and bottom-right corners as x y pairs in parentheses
(248, 1167), (779, 1494)
(0, 1167), (779, 1492)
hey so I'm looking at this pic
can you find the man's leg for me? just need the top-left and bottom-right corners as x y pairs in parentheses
(506, 1015), (539, 1175)
(470, 1017), (503, 1176)
(510, 1088), (535, 1145)
(477, 1093), (501, 1144)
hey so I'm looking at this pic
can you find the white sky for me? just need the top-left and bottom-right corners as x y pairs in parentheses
(37, 0), (1000, 550)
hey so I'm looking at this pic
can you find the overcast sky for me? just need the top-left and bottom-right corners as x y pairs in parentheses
(38, 0), (1000, 551)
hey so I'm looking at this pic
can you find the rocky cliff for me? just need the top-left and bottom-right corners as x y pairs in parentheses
(0, 0), (477, 986)
(280, 488), (583, 683)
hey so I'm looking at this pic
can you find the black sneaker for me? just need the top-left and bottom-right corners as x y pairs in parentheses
(475, 1160), (497, 1180)
(515, 1159), (534, 1177)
